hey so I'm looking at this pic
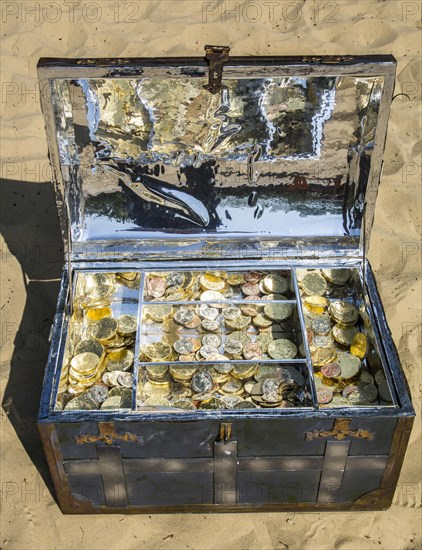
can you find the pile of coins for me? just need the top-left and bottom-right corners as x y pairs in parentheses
(144, 271), (294, 302)
(298, 268), (391, 407)
(59, 272), (140, 411)
(138, 363), (308, 409)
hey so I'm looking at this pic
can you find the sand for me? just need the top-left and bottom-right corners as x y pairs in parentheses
(1, 1), (421, 548)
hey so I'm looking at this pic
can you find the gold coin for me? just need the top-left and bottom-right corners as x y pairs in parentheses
(322, 268), (350, 286)
(90, 317), (118, 343)
(330, 301), (359, 326)
(144, 304), (174, 322)
(199, 273), (226, 291)
(142, 396), (171, 407)
(225, 315), (251, 330)
(70, 352), (100, 374)
(263, 303), (294, 322)
(162, 319), (183, 333)
(232, 363), (257, 380)
(350, 333), (368, 359)
(146, 365), (169, 380)
(105, 349), (134, 372)
(267, 339), (297, 360)
(74, 339), (104, 358)
(301, 272), (327, 296)
(117, 314), (137, 336)
(85, 307), (112, 322)
(262, 274), (288, 294)
(253, 314), (273, 328)
(169, 365), (198, 381)
(311, 347), (337, 367)
(332, 324), (358, 346)
(143, 342), (172, 361)
(226, 273), (245, 285)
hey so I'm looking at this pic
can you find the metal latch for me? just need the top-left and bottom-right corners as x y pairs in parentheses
(219, 422), (232, 444)
(203, 45), (230, 94)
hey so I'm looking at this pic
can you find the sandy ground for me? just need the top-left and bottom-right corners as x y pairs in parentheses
(1, 1), (421, 549)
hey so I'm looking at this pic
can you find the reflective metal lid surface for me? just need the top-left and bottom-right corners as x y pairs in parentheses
(38, 54), (396, 261)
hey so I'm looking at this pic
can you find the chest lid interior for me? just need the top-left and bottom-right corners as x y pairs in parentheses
(38, 49), (396, 263)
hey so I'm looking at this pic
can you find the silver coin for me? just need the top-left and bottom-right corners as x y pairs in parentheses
(202, 334), (222, 348)
(191, 371), (213, 393)
(117, 372), (133, 388)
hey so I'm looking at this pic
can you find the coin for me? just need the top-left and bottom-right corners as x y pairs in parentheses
(267, 339), (297, 360)
(105, 349), (134, 372)
(241, 283), (260, 296)
(374, 370), (386, 385)
(85, 307), (112, 323)
(169, 366), (197, 381)
(350, 333), (368, 359)
(320, 362), (341, 378)
(332, 324), (358, 346)
(144, 341), (172, 361)
(199, 273), (226, 291)
(233, 400), (258, 409)
(117, 314), (137, 336)
(302, 272), (327, 296)
(117, 372), (133, 388)
(256, 332), (272, 353)
(91, 317), (118, 342)
(317, 387), (333, 404)
(311, 317), (331, 335)
(214, 363), (233, 374)
(86, 383), (109, 405)
(337, 352), (361, 379)
(145, 304), (173, 322)
(262, 377), (281, 394)
(222, 306), (242, 321)
(224, 339), (243, 356)
(263, 274), (288, 294)
(201, 319), (220, 332)
(64, 395), (98, 411)
(221, 379), (243, 394)
(162, 319), (183, 333)
(330, 301), (359, 326)
(171, 398), (197, 410)
(146, 276), (167, 298)
(199, 345), (219, 359)
(244, 272), (262, 283)
(74, 339), (104, 358)
(144, 380), (172, 397)
(146, 365), (169, 380)
(166, 272), (185, 289)
(198, 304), (219, 320)
(202, 334), (221, 348)
(231, 363), (257, 380)
(243, 342), (263, 360)
(143, 396), (171, 407)
(311, 347), (337, 367)
(359, 370), (374, 385)
(226, 273), (245, 285)
(263, 303), (294, 322)
(101, 395), (130, 409)
(225, 315), (251, 330)
(322, 269), (350, 286)
(253, 314), (273, 328)
(199, 397), (226, 410)
(174, 307), (195, 325)
(191, 371), (213, 393)
(173, 338), (194, 355)
(70, 352), (100, 374)
(240, 304), (259, 317)
(184, 314), (202, 329)
(172, 385), (193, 398)
(356, 381), (378, 402)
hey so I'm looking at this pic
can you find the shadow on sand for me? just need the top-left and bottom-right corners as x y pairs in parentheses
(1, 179), (63, 499)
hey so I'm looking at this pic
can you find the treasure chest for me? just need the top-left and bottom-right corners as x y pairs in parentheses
(37, 47), (414, 513)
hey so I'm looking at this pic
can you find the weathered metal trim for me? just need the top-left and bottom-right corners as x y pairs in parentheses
(317, 440), (350, 502)
(305, 418), (374, 441)
(352, 416), (414, 509)
(74, 422), (138, 445)
(214, 440), (237, 505)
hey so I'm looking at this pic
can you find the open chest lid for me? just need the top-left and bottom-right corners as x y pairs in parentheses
(38, 48), (396, 263)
